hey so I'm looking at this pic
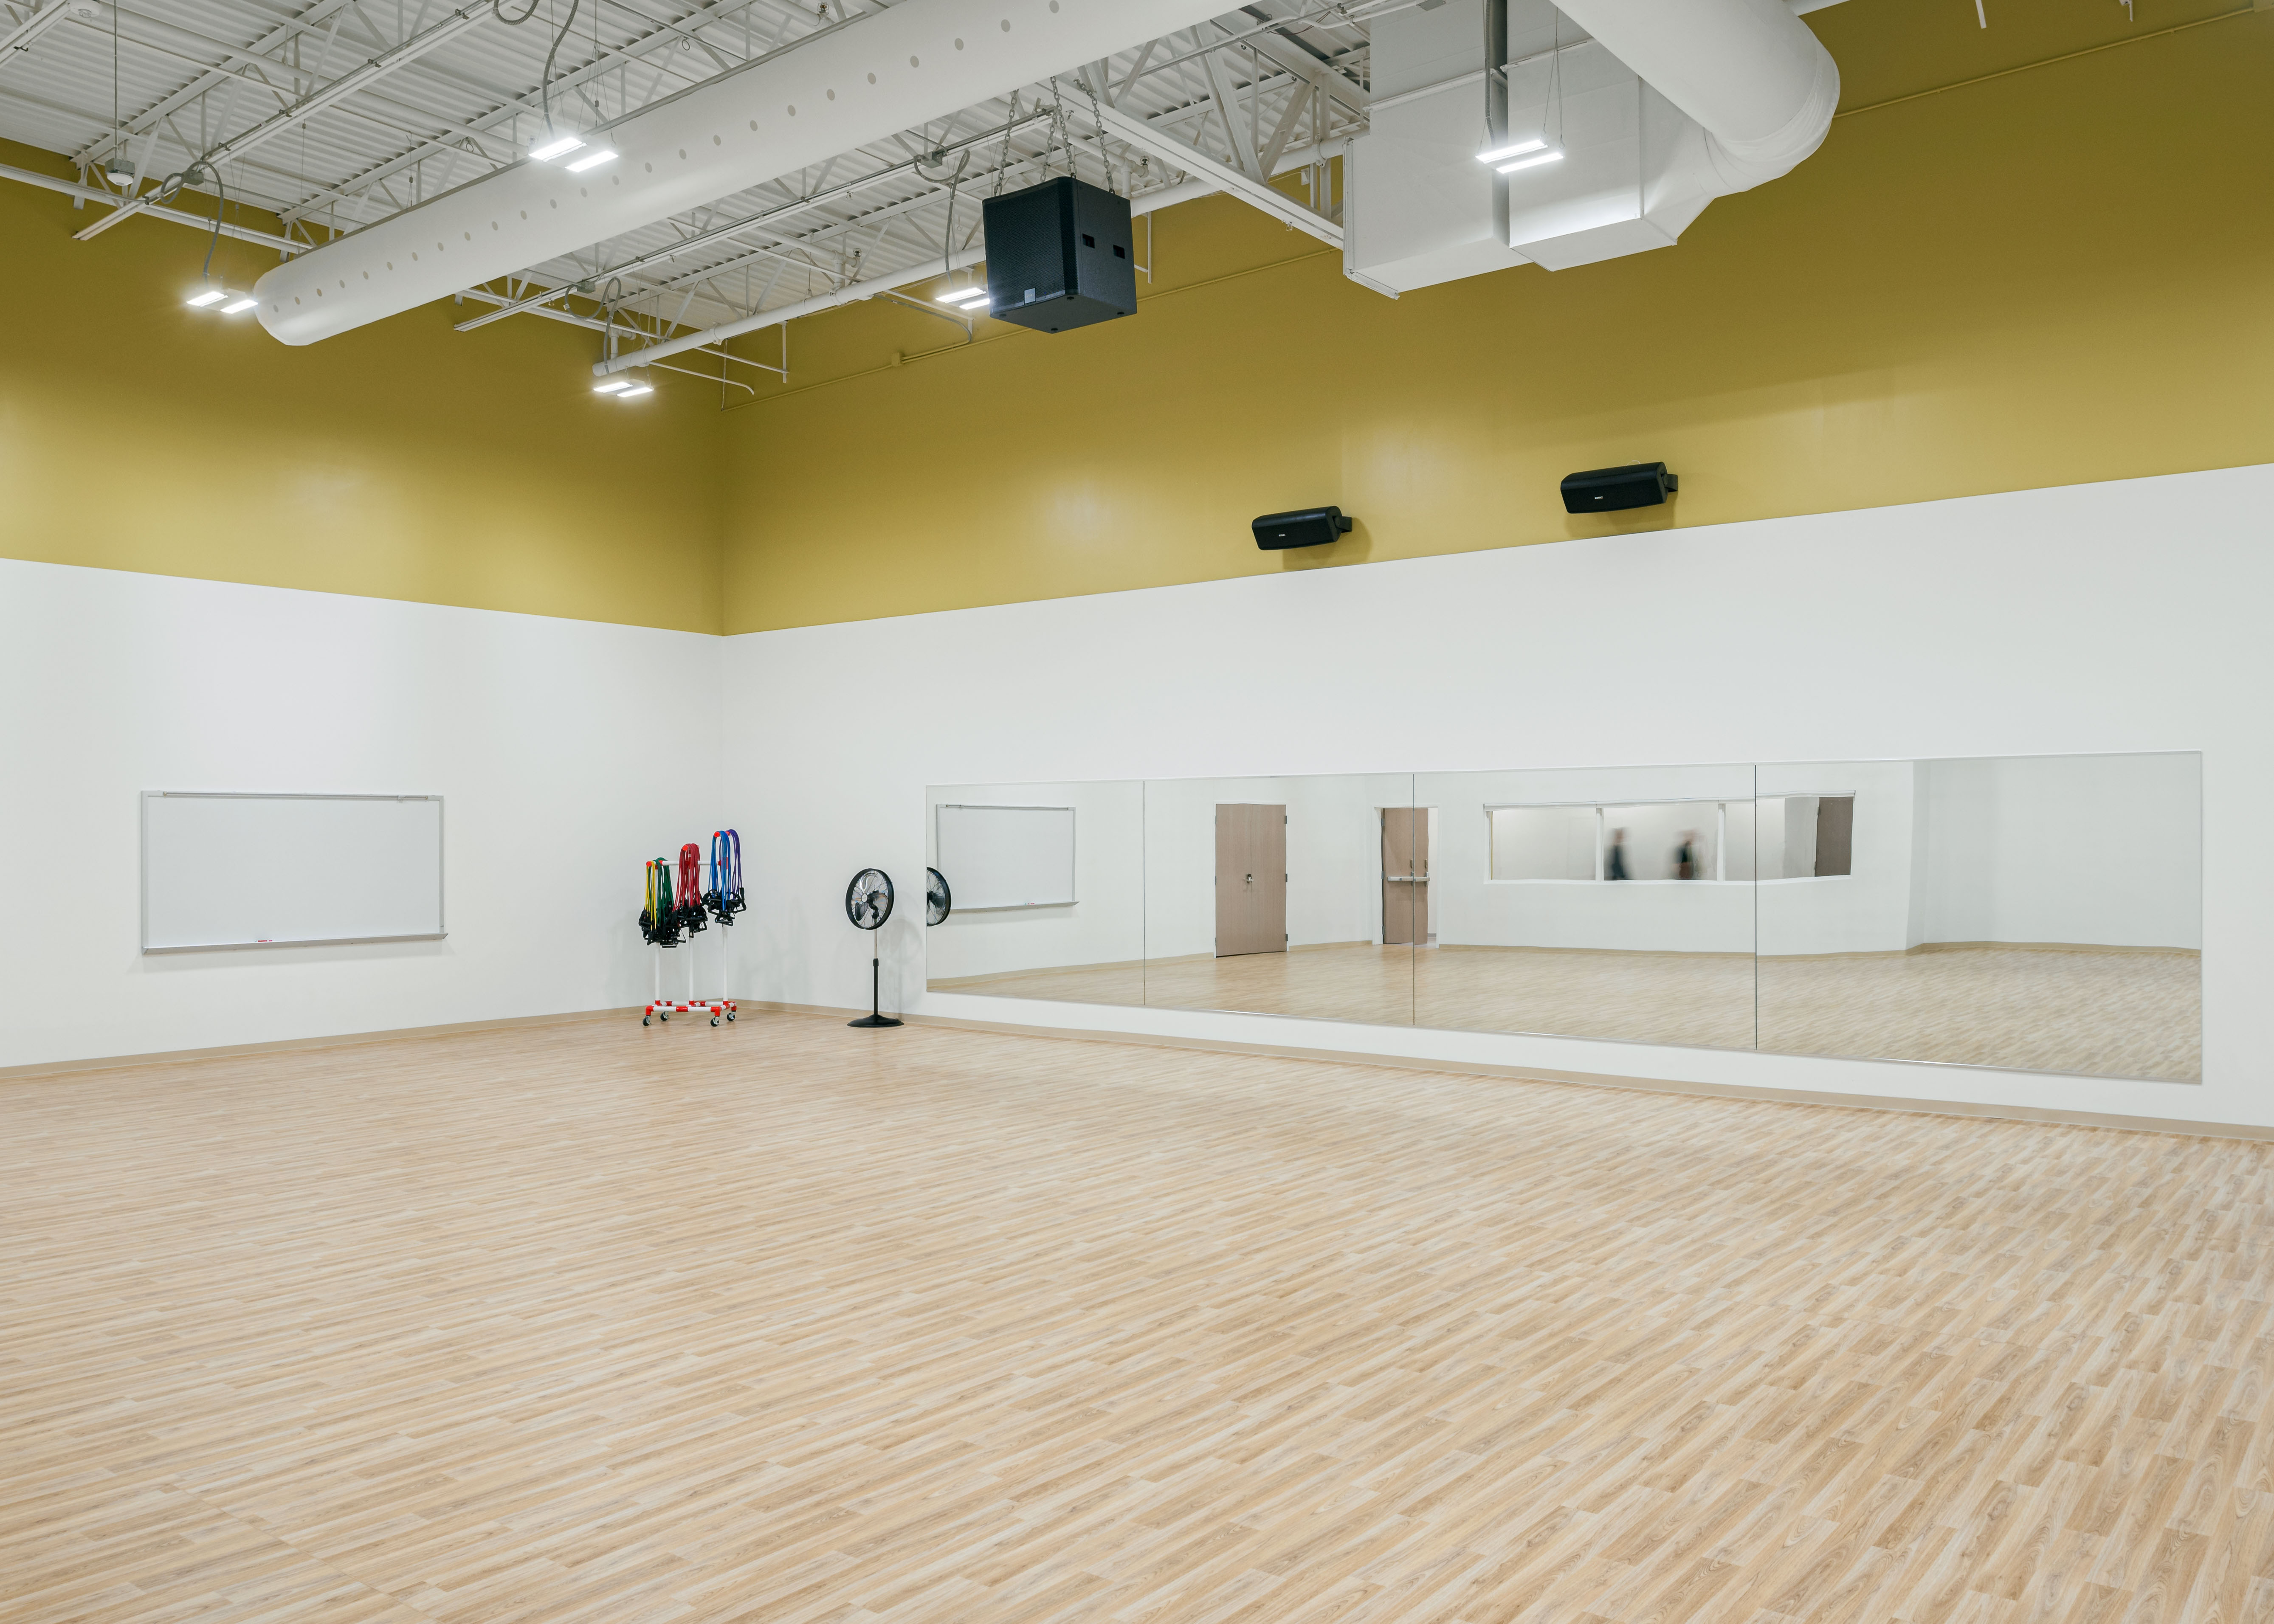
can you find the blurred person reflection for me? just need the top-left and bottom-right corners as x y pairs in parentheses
(1606, 827), (1629, 881)
(1674, 830), (1699, 880)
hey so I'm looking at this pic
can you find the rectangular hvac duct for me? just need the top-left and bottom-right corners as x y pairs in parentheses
(253, 0), (1237, 345)
(1344, 0), (1835, 292)
(1341, 0), (1535, 295)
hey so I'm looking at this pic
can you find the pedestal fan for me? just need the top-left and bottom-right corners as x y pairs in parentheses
(845, 867), (902, 1028)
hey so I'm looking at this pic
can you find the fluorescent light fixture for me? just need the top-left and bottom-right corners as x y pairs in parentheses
(530, 133), (586, 162)
(1498, 148), (1565, 174)
(564, 148), (617, 173)
(219, 296), (258, 314)
(937, 286), (990, 307)
(185, 287), (227, 307)
(1477, 138), (1548, 165)
(592, 377), (631, 393)
(615, 383), (654, 398)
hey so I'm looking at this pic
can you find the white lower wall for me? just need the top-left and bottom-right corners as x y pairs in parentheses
(721, 463), (2270, 1129)
(0, 560), (723, 1069)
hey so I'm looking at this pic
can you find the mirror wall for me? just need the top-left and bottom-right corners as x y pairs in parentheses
(927, 752), (2201, 1082)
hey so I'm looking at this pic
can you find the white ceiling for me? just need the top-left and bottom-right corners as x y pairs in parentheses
(0, 0), (1403, 360)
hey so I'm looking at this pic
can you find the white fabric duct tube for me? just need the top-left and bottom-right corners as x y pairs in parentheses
(1553, 0), (1839, 195)
(253, 0), (1235, 346)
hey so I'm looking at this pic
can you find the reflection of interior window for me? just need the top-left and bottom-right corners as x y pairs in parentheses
(1758, 794), (1854, 878)
(1489, 801), (1741, 881)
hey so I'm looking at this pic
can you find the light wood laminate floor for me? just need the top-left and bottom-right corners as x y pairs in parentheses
(937, 944), (2201, 1081)
(3, 1014), (2263, 1624)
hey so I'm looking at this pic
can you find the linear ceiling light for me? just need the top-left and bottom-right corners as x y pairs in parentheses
(529, 133), (586, 162)
(936, 286), (990, 307)
(219, 296), (259, 314)
(564, 148), (618, 174)
(1499, 148), (1566, 173)
(614, 382), (654, 398)
(185, 287), (227, 307)
(592, 377), (632, 393)
(1477, 138), (1549, 165)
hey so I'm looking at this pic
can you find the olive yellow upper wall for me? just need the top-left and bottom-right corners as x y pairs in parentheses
(718, 0), (2274, 634)
(0, 139), (726, 635)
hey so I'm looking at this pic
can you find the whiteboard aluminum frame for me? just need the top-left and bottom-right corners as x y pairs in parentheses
(934, 802), (1078, 912)
(140, 791), (448, 953)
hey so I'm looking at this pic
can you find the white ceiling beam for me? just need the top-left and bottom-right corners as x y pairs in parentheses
(1093, 99), (1340, 245)
(1, 160), (307, 252)
(0, 0), (75, 70)
(203, 5), (488, 168)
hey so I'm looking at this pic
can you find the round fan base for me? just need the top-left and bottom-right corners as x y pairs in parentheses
(848, 1014), (905, 1029)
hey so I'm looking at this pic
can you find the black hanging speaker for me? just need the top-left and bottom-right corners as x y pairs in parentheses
(982, 176), (1138, 335)
(1561, 463), (1679, 513)
(1253, 507), (1354, 550)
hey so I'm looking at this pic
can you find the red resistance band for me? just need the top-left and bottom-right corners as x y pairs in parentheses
(678, 843), (703, 912)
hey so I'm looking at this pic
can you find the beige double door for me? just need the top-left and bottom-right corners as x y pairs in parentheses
(1381, 807), (1431, 946)
(1214, 804), (1288, 957)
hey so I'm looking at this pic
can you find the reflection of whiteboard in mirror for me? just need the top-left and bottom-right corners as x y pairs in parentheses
(143, 791), (445, 952)
(936, 805), (1076, 911)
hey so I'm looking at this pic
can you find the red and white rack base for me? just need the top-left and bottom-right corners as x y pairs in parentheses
(643, 924), (736, 1027)
(643, 996), (736, 1027)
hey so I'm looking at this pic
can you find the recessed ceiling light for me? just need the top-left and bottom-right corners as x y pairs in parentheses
(1477, 138), (1548, 165)
(185, 287), (227, 307)
(1498, 148), (1565, 174)
(530, 133), (586, 162)
(564, 148), (618, 173)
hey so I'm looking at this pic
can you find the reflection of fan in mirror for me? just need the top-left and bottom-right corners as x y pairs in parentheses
(926, 867), (952, 926)
(845, 869), (902, 1028)
(845, 868), (894, 931)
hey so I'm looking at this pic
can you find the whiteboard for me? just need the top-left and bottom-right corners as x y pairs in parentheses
(936, 804), (1076, 911)
(142, 792), (446, 952)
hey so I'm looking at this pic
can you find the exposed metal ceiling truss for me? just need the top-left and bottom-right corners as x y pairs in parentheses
(0, 0), (1417, 374)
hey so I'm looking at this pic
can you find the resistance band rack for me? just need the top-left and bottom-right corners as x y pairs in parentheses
(638, 830), (744, 1026)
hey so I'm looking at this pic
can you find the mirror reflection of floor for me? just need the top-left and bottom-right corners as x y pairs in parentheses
(1756, 946), (2199, 1081)
(933, 942), (2199, 1081)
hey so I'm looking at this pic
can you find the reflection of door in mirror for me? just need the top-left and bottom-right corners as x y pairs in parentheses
(1214, 804), (1287, 957)
(1381, 808), (1429, 946)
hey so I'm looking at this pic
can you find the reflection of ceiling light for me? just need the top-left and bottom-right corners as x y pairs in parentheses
(530, 133), (585, 162)
(220, 296), (258, 314)
(937, 286), (990, 307)
(1477, 138), (1548, 165)
(185, 287), (227, 307)
(564, 148), (617, 173)
(593, 378), (631, 393)
(1498, 148), (1565, 173)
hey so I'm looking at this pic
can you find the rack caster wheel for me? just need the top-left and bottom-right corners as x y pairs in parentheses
(710, 1016), (721, 1027)
(642, 1015), (651, 1026)
(726, 1012), (735, 1022)
(660, 1011), (669, 1021)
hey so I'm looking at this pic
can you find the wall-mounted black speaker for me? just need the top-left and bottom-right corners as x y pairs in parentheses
(1253, 507), (1355, 550)
(1561, 462), (1679, 513)
(982, 176), (1138, 335)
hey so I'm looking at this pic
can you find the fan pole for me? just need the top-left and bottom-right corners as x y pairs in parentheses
(849, 952), (903, 1029)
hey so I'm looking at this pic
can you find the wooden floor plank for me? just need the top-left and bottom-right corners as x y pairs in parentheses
(1, 1014), (2265, 1621)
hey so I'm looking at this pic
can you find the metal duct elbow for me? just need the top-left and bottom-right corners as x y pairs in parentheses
(1554, 0), (1838, 195)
